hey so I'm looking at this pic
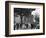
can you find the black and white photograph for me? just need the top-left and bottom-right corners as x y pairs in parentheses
(14, 8), (40, 30)
(5, 1), (45, 37)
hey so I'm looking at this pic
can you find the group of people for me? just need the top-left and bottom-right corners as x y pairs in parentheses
(14, 8), (40, 30)
(14, 13), (35, 30)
